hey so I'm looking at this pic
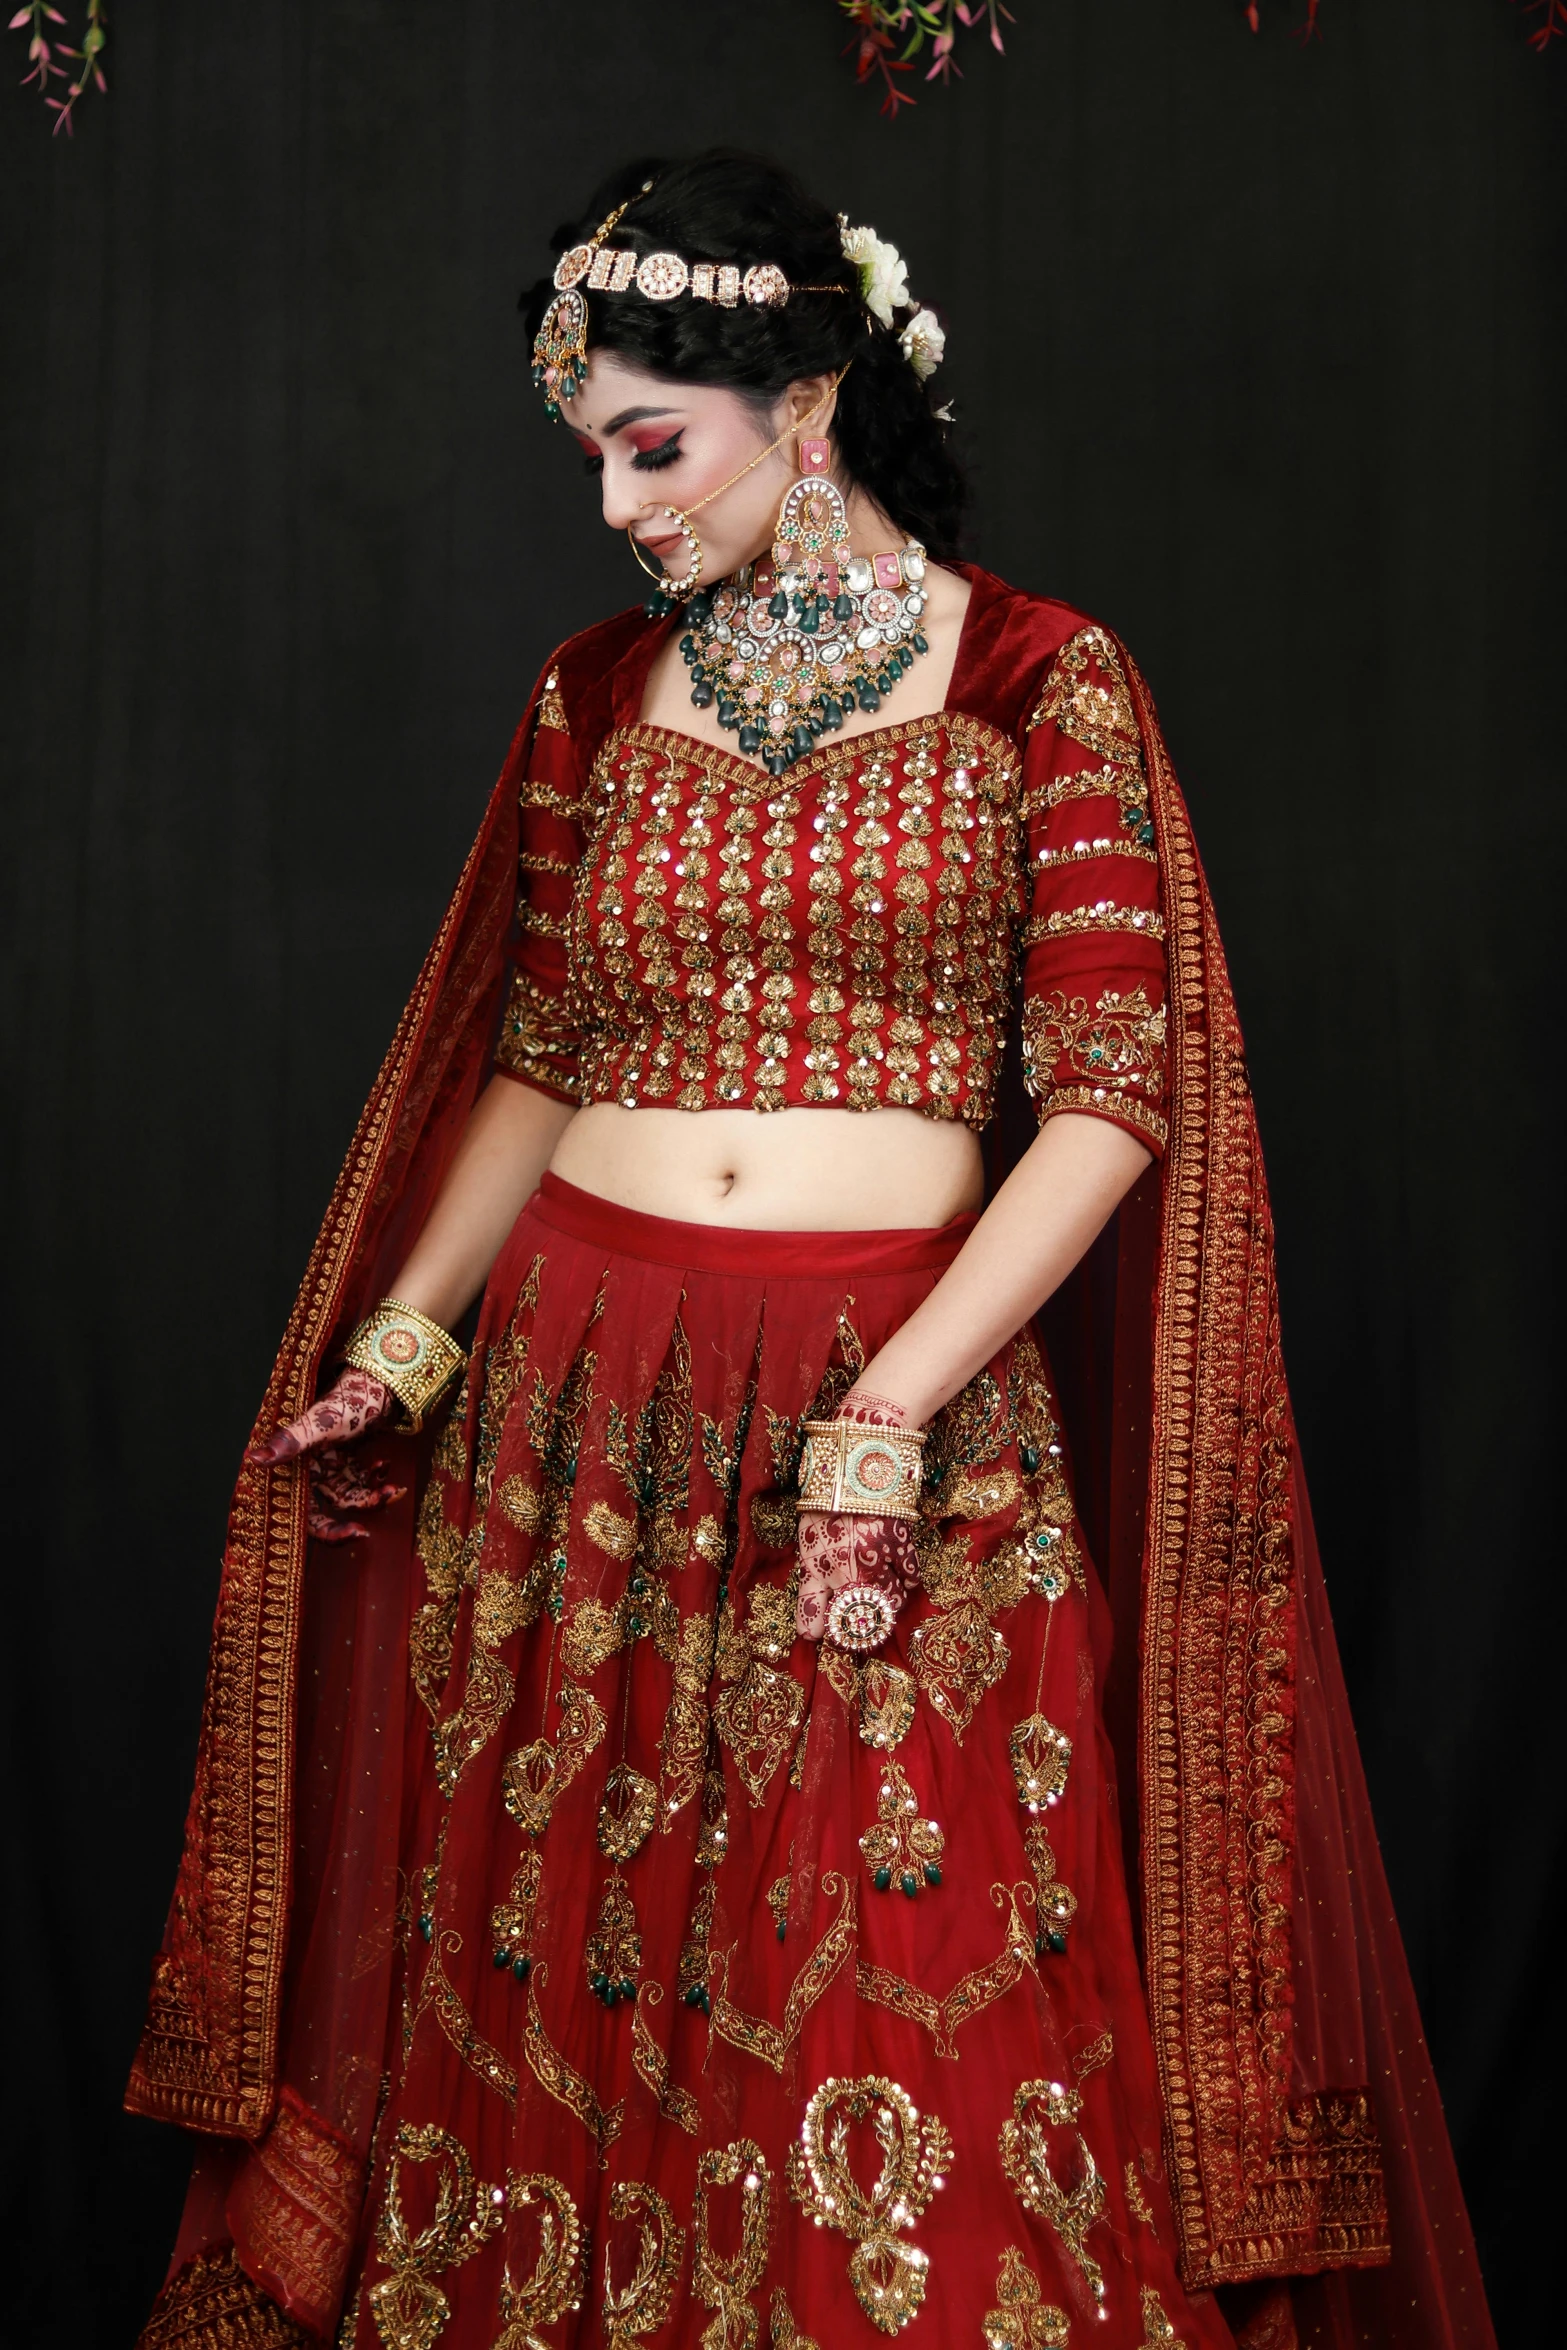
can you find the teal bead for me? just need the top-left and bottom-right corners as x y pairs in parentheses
(912, 632), (929, 654)
(923, 1863), (942, 1888)
(590, 1970), (609, 1997)
(683, 1983), (704, 2008)
(768, 591), (788, 619)
(418, 1914), (433, 1942)
(900, 1871), (919, 1899)
(512, 1954), (531, 1981)
(873, 1865), (893, 1892)
(493, 1946), (511, 1969)
(776, 1920), (787, 1942)
(1021, 1443), (1041, 1474)
(628, 1614), (646, 1638)
(619, 1977), (637, 2003)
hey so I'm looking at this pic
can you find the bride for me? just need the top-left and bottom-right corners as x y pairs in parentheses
(129, 150), (1495, 2350)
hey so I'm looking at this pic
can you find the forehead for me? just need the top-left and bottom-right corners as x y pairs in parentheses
(569, 350), (744, 436)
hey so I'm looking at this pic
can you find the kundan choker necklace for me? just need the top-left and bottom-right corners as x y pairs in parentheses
(664, 540), (930, 777)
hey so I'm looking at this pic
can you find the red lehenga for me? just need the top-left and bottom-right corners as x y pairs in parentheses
(129, 571), (1497, 2350)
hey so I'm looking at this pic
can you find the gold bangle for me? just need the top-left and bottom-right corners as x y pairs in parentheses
(797, 1418), (925, 1522)
(342, 1297), (467, 1432)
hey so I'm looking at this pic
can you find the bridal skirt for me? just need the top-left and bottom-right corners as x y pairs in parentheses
(336, 1170), (1235, 2350)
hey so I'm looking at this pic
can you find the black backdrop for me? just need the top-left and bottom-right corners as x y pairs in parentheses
(2, 3), (1562, 2343)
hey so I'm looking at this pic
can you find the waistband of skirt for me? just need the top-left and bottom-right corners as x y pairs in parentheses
(531, 1170), (977, 1278)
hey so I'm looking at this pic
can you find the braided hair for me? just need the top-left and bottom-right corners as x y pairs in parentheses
(519, 149), (967, 561)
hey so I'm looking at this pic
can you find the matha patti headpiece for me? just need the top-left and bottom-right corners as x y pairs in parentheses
(530, 183), (944, 419)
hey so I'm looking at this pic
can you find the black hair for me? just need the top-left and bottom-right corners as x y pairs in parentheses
(519, 149), (967, 562)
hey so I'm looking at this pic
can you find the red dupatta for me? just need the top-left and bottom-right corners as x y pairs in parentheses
(127, 593), (1494, 2348)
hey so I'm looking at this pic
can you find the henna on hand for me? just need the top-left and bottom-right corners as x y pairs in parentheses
(307, 1444), (407, 1543)
(247, 1367), (394, 1467)
(836, 1388), (912, 1429)
(795, 1508), (919, 1643)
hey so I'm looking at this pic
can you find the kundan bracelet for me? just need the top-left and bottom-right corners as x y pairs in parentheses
(341, 1298), (467, 1431)
(797, 1416), (926, 1523)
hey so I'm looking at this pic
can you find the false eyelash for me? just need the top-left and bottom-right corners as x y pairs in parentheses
(632, 433), (684, 473)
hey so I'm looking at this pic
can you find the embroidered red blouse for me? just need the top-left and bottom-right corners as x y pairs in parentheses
(494, 565), (1168, 1154)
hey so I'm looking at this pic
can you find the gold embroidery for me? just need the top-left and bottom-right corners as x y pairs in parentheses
(597, 1764), (659, 1862)
(1010, 1716), (1072, 1809)
(1027, 626), (1143, 767)
(1124, 2161), (1156, 2228)
(367, 2123), (502, 2350)
(415, 1933), (518, 2106)
(584, 1499), (638, 1558)
(630, 1982), (701, 2135)
(489, 1849), (542, 1981)
(712, 1869), (856, 2073)
(786, 2075), (953, 2334)
(859, 1758), (945, 1895)
(693, 2139), (772, 2350)
(981, 2247), (1071, 2348)
(1139, 2288), (1182, 2346)
(494, 2172), (587, 2349)
(855, 1880), (1038, 2059)
(909, 1602), (1010, 1739)
(602, 2181), (684, 2348)
(998, 2080), (1108, 2310)
(585, 1872), (642, 2004)
(521, 1962), (623, 2167)
(859, 1656), (917, 1749)
(498, 1476), (547, 1533)
(501, 1682), (607, 1839)
(561, 1595), (626, 1681)
(495, 967), (583, 1097)
(536, 671), (568, 732)
(1020, 903), (1165, 948)
(138, 2246), (314, 2348)
(768, 2290), (820, 2350)
(713, 1657), (806, 1806)
(1021, 984), (1167, 1147)
(1024, 1823), (1077, 1958)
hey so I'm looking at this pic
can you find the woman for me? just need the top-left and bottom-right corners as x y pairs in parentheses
(130, 154), (1495, 2350)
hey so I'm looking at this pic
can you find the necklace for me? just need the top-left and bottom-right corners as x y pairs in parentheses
(672, 540), (931, 776)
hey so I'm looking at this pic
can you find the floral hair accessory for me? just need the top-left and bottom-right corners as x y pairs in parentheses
(838, 217), (946, 383)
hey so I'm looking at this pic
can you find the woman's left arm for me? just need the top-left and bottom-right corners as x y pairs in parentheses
(851, 1110), (1150, 1427)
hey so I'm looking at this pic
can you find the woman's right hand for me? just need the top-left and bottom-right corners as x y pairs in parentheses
(246, 1368), (405, 1542)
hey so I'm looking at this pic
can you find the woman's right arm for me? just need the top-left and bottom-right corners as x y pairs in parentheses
(249, 1075), (575, 1470)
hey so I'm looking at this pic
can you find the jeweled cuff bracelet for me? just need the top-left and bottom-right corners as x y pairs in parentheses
(342, 1298), (467, 1431)
(797, 1418), (926, 1522)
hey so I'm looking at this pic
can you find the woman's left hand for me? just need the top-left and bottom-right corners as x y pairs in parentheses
(794, 1388), (922, 1645)
(795, 1507), (919, 1643)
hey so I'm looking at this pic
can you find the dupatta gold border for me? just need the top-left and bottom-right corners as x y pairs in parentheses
(1124, 637), (1388, 2283)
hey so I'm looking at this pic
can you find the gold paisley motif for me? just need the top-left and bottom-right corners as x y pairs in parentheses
(713, 1657), (805, 1806)
(693, 2138), (772, 2350)
(998, 2079), (1109, 2310)
(858, 1657), (917, 1750)
(602, 2180), (684, 2349)
(414, 1932), (518, 2106)
(493, 2172), (588, 2350)
(501, 1682), (607, 1839)
(909, 1602), (1009, 1740)
(367, 2123), (502, 2350)
(786, 2075), (952, 2335)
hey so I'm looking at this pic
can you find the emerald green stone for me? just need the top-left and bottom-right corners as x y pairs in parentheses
(900, 1871), (919, 1898)
(873, 1866), (893, 1892)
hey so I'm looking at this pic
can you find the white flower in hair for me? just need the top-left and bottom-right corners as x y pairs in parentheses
(899, 306), (945, 382)
(839, 217), (910, 328)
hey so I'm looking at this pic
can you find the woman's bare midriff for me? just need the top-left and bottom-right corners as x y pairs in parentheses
(547, 1102), (984, 1231)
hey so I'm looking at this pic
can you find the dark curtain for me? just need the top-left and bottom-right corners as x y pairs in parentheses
(1, 3), (1560, 2342)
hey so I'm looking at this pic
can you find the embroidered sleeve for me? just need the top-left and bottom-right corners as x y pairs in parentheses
(1016, 627), (1168, 1155)
(494, 667), (587, 1104)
